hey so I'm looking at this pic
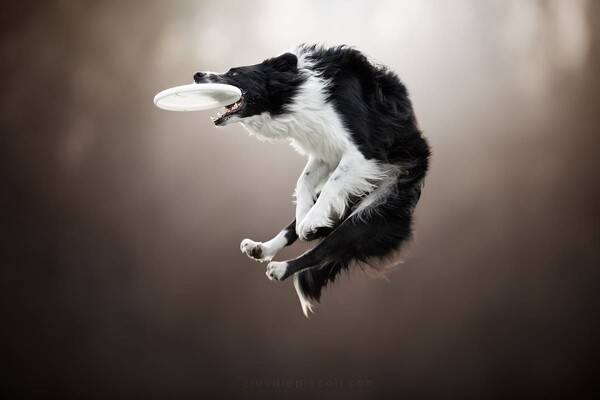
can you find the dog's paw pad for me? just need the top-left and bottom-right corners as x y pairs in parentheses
(266, 261), (288, 281)
(240, 239), (272, 262)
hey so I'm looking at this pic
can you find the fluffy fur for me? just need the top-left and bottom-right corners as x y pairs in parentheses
(194, 45), (430, 316)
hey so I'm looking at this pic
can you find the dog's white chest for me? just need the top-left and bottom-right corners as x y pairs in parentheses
(242, 74), (355, 162)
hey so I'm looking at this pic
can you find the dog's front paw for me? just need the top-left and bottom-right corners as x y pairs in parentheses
(266, 261), (289, 281)
(296, 210), (330, 241)
(240, 239), (273, 262)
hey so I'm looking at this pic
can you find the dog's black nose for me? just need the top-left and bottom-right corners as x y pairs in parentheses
(194, 71), (207, 83)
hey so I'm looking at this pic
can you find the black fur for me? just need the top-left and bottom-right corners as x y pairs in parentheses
(195, 45), (430, 311)
(301, 45), (430, 172)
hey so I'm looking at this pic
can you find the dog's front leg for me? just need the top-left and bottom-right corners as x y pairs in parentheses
(294, 157), (331, 227)
(241, 220), (297, 262)
(296, 151), (383, 241)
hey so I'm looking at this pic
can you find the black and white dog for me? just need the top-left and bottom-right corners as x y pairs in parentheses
(194, 45), (430, 316)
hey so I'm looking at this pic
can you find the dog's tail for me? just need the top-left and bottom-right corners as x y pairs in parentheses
(293, 261), (349, 316)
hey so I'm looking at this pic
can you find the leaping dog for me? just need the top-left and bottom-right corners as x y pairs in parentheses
(194, 45), (430, 316)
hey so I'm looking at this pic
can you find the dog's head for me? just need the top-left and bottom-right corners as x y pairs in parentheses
(193, 52), (304, 126)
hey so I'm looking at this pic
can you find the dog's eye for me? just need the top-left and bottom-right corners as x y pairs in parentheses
(228, 70), (238, 77)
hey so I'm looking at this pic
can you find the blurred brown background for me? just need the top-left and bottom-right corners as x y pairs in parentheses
(1, 1), (599, 398)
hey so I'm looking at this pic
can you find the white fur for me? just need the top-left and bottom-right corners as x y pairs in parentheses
(266, 261), (288, 281)
(293, 273), (315, 317)
(240, 229), (289, 262)
(348, 164), (403, 219)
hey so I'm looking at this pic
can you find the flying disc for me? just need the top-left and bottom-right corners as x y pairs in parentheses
(153, 83), (242, 112)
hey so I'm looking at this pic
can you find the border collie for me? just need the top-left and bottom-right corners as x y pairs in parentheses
(193, 45), (430, 316)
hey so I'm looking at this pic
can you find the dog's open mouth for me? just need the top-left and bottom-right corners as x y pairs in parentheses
(212, 95), (245, 126)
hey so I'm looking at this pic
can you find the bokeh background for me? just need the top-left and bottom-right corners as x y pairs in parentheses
(2, 0), (598, 398)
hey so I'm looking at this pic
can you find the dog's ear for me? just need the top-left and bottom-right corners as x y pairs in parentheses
(267, 52), (298, 72)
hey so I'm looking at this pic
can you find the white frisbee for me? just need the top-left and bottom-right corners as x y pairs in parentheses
(153, 83), (242, 112)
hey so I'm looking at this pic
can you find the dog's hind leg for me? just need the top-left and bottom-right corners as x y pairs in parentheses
(267, 180), (420, 315)
(266, 186), (414, 282)
(265, 232), (341, 281)
(240, 220), (298, 262)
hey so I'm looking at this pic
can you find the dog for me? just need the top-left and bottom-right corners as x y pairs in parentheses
(193, 45), (430, 316)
